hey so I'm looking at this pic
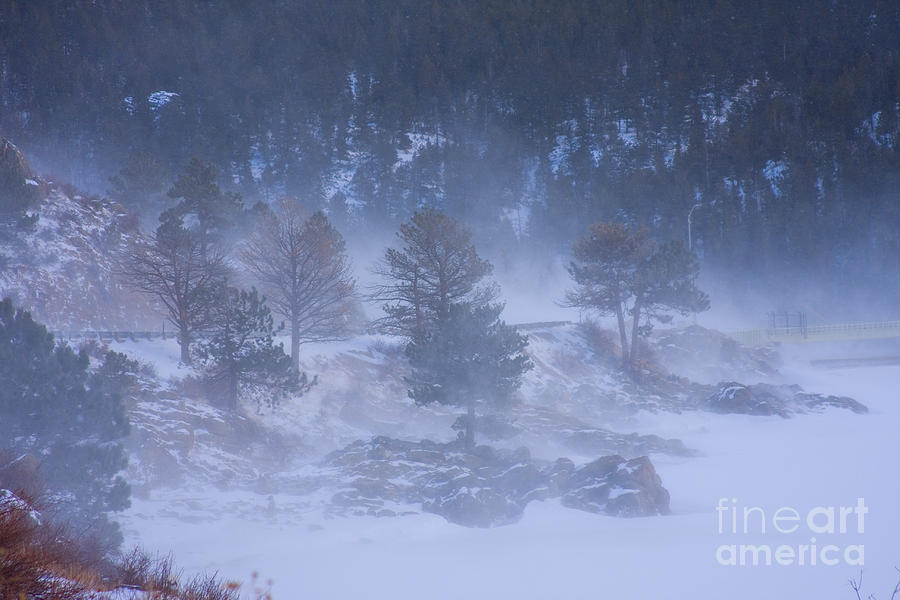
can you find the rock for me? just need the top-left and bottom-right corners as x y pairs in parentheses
(319, 436), (671, 526)
(796, 392), (868, 414)
(652, 325), (779, 384)
(704, 382), (868, 417)
(560, 455), (670, 516)
(424, 488), (524, 528)
(705, 382), (786, 416)
(562, 427), (694, 457)
(509, 404), (693, 458)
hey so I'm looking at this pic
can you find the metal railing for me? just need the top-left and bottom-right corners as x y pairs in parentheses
(729, 320), (900, 346)
(50, 330), (176, 343)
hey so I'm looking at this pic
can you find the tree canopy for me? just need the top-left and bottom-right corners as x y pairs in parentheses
(565, 223), (709, 374)
(0, 298), (132, 556)
(194, 286), (314, 411)
(405, 300), (532, 447)
(371, 209), (496, 338)
(241, 199), (357, 369)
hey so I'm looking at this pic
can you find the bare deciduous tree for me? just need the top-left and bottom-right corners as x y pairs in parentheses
(240, 198), (356, 369)
(124, 221), (228, 364)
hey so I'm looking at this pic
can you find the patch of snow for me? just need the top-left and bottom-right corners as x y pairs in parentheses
(616, 119), (638, 148)
(148, 90), (179, 110)
(858, 110), (895, 148)
(607, 485), (638, 500)
(347, 70), (359, 101)
(0, 488), (41, 524)
(394, 132), (446, 171)
(763, 159), (787, 197)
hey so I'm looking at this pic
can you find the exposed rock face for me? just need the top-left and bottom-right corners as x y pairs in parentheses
(559, 455), (670, 517)
(320, 436), (670, 527)
(705, 382), (868, 417)
(706, 382), (782, 416)
(0, 137), (41, 219)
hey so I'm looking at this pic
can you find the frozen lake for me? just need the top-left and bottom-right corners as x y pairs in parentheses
(119, 345), (900, 600)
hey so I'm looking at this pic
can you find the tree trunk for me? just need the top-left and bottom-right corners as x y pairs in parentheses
(179, 329), (192, 365)
(465, 395), (476, 450)
(629, 298), (643, 377)
(291, 315), (300, 371)
(413, 270), (423, 336)
(229, 369), (239, 411)
(615, 300), (629, 369)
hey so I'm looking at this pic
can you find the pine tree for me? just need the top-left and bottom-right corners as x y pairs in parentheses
(164, 158), (244, 258)
(565, 223), (709, 375)
(108, 149), (168, 214)
(194, 286), (315, 411)
(370, 209), (496, 338)
(405, 301), (532, 448)
(0, 298), (132, 557)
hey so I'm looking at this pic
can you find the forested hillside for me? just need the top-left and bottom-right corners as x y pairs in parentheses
(2, 0), (899, 298)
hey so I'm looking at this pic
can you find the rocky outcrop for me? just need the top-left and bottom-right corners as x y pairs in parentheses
(320, 436), (670, 527)
(556, 455), (670, 517)
(705, 382), (868, 417)
(0, 136), (41, 220)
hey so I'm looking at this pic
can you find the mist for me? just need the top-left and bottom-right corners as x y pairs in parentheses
(2, 2), (900, 599)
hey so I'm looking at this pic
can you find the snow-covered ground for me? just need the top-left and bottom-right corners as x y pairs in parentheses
(116, 339), (900, 600)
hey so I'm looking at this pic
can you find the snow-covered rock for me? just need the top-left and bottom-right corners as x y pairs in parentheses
(705, 381), (868, 417)
(318, 436), (669, 526)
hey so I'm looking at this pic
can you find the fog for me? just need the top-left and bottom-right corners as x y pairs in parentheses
(113, 341), (900, 600)
(3, 151), (899, 598)
(2, 3), (900, 598)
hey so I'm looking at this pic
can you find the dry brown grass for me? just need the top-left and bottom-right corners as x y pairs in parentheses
(0, 489), (98, 600)
(0, 491), (257, 600)
(116, 547), (244, 600)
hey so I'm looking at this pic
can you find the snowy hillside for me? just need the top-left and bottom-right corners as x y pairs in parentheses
(0, 172), (159, 330)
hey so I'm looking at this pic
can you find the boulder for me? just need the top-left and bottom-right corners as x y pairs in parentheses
(560, 455), (670, 517)
(319, 436), (671, 526)
(704, 382), (868, 417)
(705, 382), (789, 416)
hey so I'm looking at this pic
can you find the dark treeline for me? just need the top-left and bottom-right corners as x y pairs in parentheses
(2, 0), (899, 298)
